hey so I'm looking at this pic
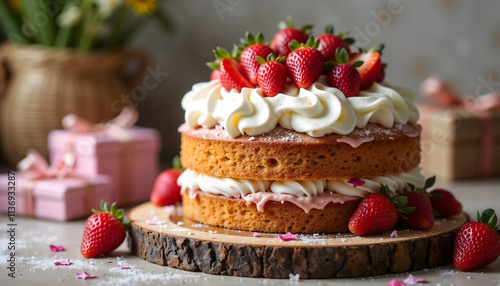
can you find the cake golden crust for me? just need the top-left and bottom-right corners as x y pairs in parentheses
(182, 191), (361, 234)
(180, 124), (421, 181)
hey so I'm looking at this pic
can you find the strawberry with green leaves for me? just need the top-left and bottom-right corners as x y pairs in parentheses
(271, 16), (312, 56)
(349, 44), (384, 90)
(150, 156), (184, 207)
(454, 209), (500, 271)
(285, 36), (324, 89)
(207, 46), (255, 92)
(80, 201), (130, 258)
(348, 184), (414, 236)
(430, 188), (462, 218)
(398, 176), (436, 230)
(256, 54), (287, 97)
(239, 32), (275, 85)
(316, 24), (354, 61)
(325, 48), (363, 98)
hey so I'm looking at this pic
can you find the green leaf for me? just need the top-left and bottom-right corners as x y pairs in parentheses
(352, 61), (363, 68)
(206, 62), (220, 70)
(172, 155), (184, 171)
(256, 56), (266, 65)
(288, 39), (300, 51)
(393, 196), (408, 207)
(407, 183), (415, 191)
(424, 176), (436, 189)
(400, 206), (416, 214)
(335, 48), (349, 64)
(110, 202), (117, 215)
(286, 15), (294, 27)
(305, 35), (315, 47)
(324, 24), (334, 34)
(379, 184), (391, 197)
(427, 192), (444, 200)
(433, 209), (440, 217)
(324, 61), (336, 69)
(256, 32), (265, 44)
(300, 24), (313, 34)
(343, 37), (355, 45)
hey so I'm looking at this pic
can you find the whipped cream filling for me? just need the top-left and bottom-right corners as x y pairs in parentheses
(181, 76), (419, 138)
(178, 168), (425, 200)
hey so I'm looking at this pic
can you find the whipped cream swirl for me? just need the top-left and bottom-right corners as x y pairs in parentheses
(178, 168), (426, 199)
(181, 76), (419, 138)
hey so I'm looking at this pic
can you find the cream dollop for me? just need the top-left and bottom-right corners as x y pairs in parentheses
(178, 168), (426, 199)
(181, 76), (419, 138)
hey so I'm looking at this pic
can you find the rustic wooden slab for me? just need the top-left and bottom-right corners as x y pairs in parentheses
(128, 202), (467, 279)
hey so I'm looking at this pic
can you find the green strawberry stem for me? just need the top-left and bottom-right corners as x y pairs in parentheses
(379, 184), (415, 217)
(256, 54), (285, 65)
(289, 35), (320, 51)
(92, 201), (131, 231)
(477, 209), (498, 228)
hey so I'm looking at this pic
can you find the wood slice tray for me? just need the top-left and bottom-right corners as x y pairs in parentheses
(128, 202), (467, 279)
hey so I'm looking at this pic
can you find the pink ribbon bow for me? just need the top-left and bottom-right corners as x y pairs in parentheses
(61, 107), (138, 135)
(420, 76), (500, 111)
(17, 149), (75, 180)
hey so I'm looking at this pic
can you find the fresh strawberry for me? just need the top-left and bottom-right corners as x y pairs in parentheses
(397, 191), (434, 230)
(207, 47), (255, 92)
(349, 44), (383, 89)
(454, 209), (500, 271)
(210, 69), (220, 81)
(256, 54), (287, 97)
(316, 25), (354, 61)
(326, 48), (362, 98)
(349, 184), (414, 236)
(376, 63), (386, 82)
(271, 16), (312, 56)
(285, 36), (324, 89)
(239, 32), (274, 85)
(150, 156), (184, 207)
(80, 201), (129, 258)
(430, 188), (462, 218)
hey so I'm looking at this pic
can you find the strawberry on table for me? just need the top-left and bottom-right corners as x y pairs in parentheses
(271, 16), (312, 56)
(397, 191), (434, 230)
(349, 44), (383, 90)
(454, 209), (500, 271)
(256, 54), (287, 97)
(207, 46), (255, 92)
(316, 24), (354, 61)
(239, 32), (275, 85)
(325, 48), (363, 98)
(285, 36), (324, 89)
(348, 184), (414, 236)
(150, 156), (184, 207)
(80, 201), (130, 258)
(430, 188), (463, 218)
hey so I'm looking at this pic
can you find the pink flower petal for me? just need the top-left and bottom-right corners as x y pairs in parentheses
(164, 205), (175, 212)
(390, 230), (398, 238)
(117, 264), (131, 270)
(403, 274), (426, 284)
(394, 124), (403, 131)
(347, 179), (365, 188)
(54, 258), (71, 266)
(253, 232), (261, 237)
(387, 278), (406, 286)
(49, 245), (65, 252)
(75, 271), (96, 280)
(278, 232), (298, 241)
(146, 216), (161, 225)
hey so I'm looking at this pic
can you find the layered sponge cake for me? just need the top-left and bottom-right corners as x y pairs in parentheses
(177, 23), (425, 233)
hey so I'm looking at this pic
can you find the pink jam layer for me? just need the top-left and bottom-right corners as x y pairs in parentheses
(183, 188), (360, 213)
(400, 124), (421, 137)
(243, 192), (360, 213)
(336, 136), (375, 148)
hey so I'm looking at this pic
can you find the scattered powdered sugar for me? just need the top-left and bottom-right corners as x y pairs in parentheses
(176, 221), (184, 226)
(289, 273), (300, 282)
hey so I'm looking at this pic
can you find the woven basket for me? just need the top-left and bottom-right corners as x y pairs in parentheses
(0, 42), (149, 165)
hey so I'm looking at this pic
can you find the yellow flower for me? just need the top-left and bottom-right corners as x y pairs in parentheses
(9, 0), (20, 10)
(127, 0), (157, 15)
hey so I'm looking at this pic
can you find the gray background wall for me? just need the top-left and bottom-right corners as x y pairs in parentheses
(131, 0), (500, 162)
(1, 0), (499, 167)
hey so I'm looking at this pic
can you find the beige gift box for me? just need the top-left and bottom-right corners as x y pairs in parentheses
(418, 105), (500, 180)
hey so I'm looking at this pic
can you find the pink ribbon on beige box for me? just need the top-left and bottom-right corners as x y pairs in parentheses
(61, 107), (138, 205)
(420, 77), (500, 177)
(17, 149), (95, 217)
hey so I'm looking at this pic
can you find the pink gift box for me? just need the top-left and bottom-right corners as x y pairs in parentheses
(0, 172), (112, 221)
(48, 127), (160, 206)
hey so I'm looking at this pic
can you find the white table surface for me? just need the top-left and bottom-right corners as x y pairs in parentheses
(1, 178), (499, 286)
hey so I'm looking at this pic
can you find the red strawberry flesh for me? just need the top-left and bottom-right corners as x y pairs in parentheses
(219, 58), (255, 92)
(240, 44), (274, 85)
